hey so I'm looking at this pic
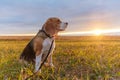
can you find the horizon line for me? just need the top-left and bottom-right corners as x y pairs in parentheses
(0, 29), (120, 36)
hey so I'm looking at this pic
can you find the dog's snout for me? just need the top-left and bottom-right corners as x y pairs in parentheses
(65, 22), (68, 25)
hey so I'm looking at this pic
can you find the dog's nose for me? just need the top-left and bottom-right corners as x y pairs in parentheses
(65, 22), (68, 25)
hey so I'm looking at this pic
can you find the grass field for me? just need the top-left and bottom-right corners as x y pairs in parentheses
(0, 36), (120, 80)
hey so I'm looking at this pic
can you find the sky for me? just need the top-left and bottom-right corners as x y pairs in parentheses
(0, 0), (120, 36)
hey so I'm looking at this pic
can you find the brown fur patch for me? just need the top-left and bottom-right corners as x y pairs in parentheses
(33, 36), (43, 56)
(43, 18), (61, 36)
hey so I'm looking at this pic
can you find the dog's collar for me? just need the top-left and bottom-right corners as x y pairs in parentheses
(40, 29), (53, 38)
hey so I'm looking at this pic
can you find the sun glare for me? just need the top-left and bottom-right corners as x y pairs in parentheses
(4, 29), (119, 36)
(59, 29), (120, 36)
(93, 30), (102, 36)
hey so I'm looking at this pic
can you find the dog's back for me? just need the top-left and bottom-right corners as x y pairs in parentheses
(20, 40), (35, 63)
(19, 30), (46, 63)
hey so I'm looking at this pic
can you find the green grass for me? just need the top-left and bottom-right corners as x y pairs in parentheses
(0, 36), (120, 80)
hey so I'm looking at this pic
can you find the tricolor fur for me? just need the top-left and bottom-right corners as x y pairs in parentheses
(20, 17), (68, 73)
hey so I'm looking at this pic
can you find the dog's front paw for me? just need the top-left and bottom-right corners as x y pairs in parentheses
(44, 63), (50, 67)
(50, 63), (55, 68)
(44, 63), (55, 68)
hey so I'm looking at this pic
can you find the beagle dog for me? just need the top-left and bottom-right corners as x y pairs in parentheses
(20, 17), (68, 72)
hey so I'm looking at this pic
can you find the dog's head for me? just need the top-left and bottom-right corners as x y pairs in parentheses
(43, 17), (68, 36)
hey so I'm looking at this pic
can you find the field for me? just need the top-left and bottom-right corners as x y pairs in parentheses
(0, 36), (120, 80)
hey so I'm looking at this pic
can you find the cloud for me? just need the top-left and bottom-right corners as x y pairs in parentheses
(0, 0), (120, 35)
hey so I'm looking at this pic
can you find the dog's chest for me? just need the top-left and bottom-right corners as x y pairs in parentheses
(41, 38), (55, 54)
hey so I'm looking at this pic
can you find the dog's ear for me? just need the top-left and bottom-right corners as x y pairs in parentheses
(43, 19), (56, 36)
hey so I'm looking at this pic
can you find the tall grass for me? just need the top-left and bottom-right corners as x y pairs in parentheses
(0, 36), (120, 80)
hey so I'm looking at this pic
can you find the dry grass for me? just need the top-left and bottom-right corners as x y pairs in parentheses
(0, 36), (120, 80)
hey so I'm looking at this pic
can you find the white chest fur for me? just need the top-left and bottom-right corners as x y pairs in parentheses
(35, 38), (55, 72)
(41, 38), (55, 54)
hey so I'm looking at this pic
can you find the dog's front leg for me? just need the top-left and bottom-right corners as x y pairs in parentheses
(35, 51), (42, 72)
(48, 55), (54, 67)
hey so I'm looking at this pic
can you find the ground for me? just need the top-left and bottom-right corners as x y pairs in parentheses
(0, 36), (120, 80)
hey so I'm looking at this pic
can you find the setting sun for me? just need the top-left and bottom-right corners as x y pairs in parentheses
(93, 30), (102, 36)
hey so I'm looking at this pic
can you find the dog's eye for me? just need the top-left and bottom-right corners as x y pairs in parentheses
(57, 20), (61, 23)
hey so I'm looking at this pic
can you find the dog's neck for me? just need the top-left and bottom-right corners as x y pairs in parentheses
(42, 27), (56, 38)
